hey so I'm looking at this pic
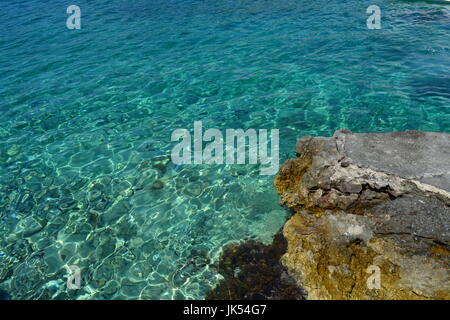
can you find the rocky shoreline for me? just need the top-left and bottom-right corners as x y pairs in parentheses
(209, 129), (450, 300)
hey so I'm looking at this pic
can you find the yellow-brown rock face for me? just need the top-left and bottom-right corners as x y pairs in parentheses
(275, 129), (450, 300)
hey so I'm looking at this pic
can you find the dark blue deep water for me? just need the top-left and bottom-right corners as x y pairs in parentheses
(0, 0), (449, 299)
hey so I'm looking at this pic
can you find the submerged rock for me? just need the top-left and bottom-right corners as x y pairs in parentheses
(206, 232), (306, 300)
(0, 289), (10, 300)
(13, 215), (47, 238)
(275, 129), (450, 300)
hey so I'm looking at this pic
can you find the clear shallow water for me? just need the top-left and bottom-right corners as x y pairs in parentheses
(0, 0), (449, 299)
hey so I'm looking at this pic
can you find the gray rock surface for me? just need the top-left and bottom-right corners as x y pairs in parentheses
(337, 130), (449, 191)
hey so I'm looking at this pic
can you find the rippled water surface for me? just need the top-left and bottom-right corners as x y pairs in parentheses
(0, 0), (449, 299)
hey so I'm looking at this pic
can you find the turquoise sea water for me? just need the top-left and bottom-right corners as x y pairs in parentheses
(0, 0), (449, 299)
